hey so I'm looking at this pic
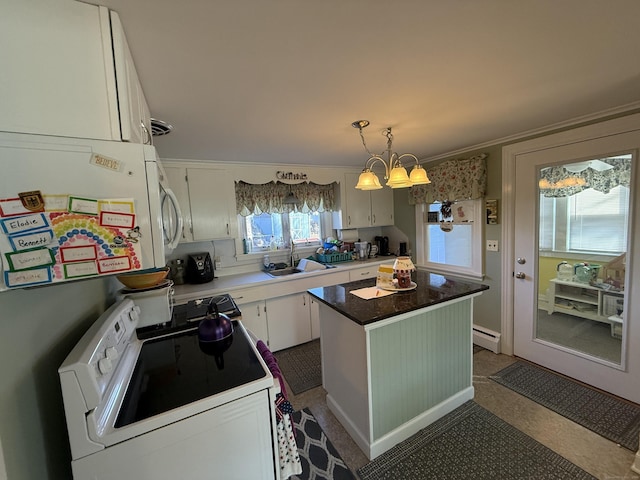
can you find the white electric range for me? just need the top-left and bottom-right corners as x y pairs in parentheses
(58, 297), (278, 479)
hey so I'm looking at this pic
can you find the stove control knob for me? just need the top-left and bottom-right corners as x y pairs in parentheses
(128, 306), (140, 323)
(98, 357), (113, 375)
(105, 346), (118, 360)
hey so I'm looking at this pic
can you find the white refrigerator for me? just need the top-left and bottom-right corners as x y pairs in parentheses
(0, 132), (168, 292)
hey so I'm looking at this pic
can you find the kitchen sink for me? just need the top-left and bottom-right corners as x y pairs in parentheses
(265, 267), (303, 277)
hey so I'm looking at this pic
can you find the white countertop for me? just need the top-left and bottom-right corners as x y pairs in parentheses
(172, 257), (392, 303)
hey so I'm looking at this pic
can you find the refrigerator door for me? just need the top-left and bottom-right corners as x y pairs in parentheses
(0, 133), (164, 291)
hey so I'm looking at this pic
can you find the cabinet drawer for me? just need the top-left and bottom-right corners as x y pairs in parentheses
(231, 287), (268, 305)
(349, 266), (377, 281)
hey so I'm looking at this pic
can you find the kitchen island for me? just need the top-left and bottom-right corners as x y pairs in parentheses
(307, 269), (488, 460)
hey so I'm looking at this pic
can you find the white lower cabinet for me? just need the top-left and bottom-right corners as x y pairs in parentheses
(310, 297), (321, 340)
(237, 300), (268, 345)
(266, 293), (312, 352)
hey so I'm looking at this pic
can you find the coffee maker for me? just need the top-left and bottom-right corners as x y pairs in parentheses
(374, 236), (390, 256)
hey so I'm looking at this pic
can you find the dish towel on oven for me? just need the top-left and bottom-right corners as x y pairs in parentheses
(257, 340), (302, 479)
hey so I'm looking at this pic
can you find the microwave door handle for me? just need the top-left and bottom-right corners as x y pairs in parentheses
(164, 188), (183, 250)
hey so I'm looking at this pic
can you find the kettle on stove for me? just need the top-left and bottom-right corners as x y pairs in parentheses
(198, 301), (234, 342)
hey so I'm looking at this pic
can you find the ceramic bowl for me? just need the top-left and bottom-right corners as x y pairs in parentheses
(116, 267), (169, 289)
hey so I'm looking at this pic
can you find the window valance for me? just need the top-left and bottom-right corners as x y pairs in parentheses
(235, 181), (337, 216)
(408, 153), (488, 205)
(539, 156), (631, 198)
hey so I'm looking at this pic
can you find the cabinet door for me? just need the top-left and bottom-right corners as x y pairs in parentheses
(163, 167), (193, 243)
(266, 293), (311, 352)
(370, 187), (394, 226)
(111, 11), (152, 145)
(238, 301), (268, 344)
(1, 2), (119, 140)
(310, 297), (321, 339)
(186, 168), (233, 240)
(342, 173), (372, 228)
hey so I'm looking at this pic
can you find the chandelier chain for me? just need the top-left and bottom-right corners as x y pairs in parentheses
(357, 125), (388, 158)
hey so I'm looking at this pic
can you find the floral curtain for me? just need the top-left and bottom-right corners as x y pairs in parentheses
(408, 153), (488, 205)
(235, 181), (337, 216)
(539, 157), (631, 197)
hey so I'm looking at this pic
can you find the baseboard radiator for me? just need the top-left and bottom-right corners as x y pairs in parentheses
(472, 325), (501, 354)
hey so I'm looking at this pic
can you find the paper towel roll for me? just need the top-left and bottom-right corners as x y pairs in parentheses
(337, 229), (359, 242)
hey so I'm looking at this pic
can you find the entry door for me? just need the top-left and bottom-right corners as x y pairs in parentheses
(513, 129), (640, 403)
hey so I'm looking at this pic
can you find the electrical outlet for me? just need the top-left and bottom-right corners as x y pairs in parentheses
(486, 240), (499, 252)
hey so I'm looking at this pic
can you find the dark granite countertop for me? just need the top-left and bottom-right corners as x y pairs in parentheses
(307, 269), (489, 326)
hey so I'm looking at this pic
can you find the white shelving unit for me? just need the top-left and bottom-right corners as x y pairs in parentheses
(546, 279), (624, 336)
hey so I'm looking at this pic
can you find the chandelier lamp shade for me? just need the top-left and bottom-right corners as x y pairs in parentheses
(352, 120), (430, 190)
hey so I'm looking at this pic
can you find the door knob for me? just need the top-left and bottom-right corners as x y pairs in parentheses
(515, 272), (526, 279)
(517, 257), (526, 264)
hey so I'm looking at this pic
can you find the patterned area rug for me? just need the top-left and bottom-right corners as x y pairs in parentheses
(291, 408), (354, 480)
(490, 361), (640, 451)
(275, 340), (322, 395)
(357, 401), (596, 480)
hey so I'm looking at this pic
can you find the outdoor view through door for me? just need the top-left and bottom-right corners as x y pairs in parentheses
(536, 154), (630, 365)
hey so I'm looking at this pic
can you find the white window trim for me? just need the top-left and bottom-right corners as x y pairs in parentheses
(414, 200), (485, 280)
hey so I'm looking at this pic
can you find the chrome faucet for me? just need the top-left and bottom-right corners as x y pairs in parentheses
(290, 240), (296, 268)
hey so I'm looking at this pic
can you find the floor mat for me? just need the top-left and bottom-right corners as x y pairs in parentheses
(490, 361), (640, 451)
(275, 340), (322, 395)
(291, 408), (354, 480)
(357, 400), (596, 480)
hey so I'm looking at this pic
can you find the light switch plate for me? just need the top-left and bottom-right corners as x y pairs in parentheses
(486, 240), (499, 251)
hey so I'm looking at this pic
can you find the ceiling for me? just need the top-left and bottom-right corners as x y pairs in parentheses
(88, 0), (640, 167)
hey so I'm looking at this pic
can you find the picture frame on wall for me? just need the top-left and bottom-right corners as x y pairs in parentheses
(486, 199), (498, 224)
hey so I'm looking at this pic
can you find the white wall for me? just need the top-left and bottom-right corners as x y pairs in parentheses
(0, 278), (115, 480)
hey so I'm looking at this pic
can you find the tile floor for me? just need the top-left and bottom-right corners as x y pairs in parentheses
(286, 349), (640, 480)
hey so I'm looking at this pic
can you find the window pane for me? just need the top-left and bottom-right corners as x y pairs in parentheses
(427, 223), (473, 267)
(289, 211), (321, 244)
(568, 186), (628, 253)
(425, 203), (474, 268)
(246, 213), (283, 250)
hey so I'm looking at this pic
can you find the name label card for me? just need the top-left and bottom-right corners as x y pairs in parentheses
(97, 256), (131, 274)
(5, 248), (55, 271)
(99, 211), (135, 229)
(68, 197), (99, 215)
(0, 213), (49, 235)
(60, 245), (97, 263)
(9, 229), (54, 251)
(64, 261), (99, 279)
(5, 268), (52, 288)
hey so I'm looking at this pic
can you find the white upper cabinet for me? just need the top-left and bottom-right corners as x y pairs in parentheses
(333, 172), (394, 229)
(110, 11), (152, 144)
(163, 165), (236, 243)
(1, 1), (150, 144)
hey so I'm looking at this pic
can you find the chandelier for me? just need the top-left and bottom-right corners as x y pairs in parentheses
(352, 120), (430, 190)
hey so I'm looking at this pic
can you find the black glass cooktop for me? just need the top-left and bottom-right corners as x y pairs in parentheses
(136, 294), (241, 340)
(115, 321), (267, 428)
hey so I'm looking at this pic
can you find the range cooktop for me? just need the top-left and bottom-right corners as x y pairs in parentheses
(137, 294), (241, 340)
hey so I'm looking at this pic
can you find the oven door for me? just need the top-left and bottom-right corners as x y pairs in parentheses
(74, 389), (276, 480)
